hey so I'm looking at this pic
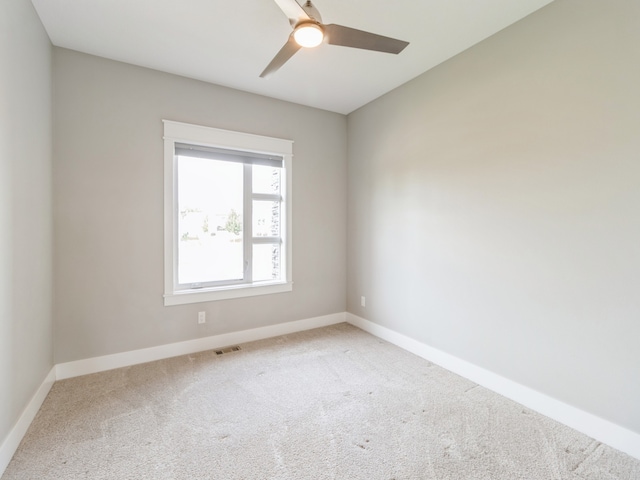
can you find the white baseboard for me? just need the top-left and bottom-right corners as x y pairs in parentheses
(56, 312), (346, 380)
(2, 313), (345, 475)
(4, 311), (638, 479)
(346, 313), (640, 461)
(0, 367), (56, 477)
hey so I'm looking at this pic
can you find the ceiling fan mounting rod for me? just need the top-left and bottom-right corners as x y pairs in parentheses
(301, 0), (322, 22)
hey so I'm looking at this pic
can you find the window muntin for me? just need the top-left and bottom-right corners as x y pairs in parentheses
(163, 121), (293, 306)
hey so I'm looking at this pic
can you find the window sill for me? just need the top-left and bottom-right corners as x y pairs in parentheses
(164, 281), (293, 306)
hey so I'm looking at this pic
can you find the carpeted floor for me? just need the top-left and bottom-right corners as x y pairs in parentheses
(3, 323), (640, 479)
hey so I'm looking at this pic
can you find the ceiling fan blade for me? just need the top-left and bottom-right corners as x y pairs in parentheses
(272, 0), (311, 26)
(324, 24), (409, 54)
(260, 36), (302, 78)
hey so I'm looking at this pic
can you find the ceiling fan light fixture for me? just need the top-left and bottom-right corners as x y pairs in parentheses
(293, 23), (323, 48)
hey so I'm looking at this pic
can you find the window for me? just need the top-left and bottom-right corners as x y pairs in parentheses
(163, 120), (293, 306)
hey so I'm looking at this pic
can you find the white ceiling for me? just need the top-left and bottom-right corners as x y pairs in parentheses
(31, 0), (554, 115)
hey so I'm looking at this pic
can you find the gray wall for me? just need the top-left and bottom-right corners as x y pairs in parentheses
(53, 48), (347, 363)
(347, 0), (640, 434)
(0, 0), (53, 445)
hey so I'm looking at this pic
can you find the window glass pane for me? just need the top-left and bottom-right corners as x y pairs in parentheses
(253, 200), (280, 238)
(252, 165), (280, 194)
(253, 244), (281, 282)
(177, 156), (244, 284)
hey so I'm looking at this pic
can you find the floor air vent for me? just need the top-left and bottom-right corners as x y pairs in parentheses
(215, 345), (242, 355)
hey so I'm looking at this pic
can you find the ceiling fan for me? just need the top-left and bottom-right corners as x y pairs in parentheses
(260, 0), (409, 78)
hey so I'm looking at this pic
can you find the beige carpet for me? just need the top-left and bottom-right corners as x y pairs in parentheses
(3, 323), (639, 479)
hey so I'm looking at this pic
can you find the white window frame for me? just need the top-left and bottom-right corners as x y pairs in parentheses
(163, 120), (293, 306)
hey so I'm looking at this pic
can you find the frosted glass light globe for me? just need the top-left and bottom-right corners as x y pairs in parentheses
(294, 24), (324, 48)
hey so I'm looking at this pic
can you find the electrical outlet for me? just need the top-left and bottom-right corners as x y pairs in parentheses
(361, 296), (366, 307)
(198, 311), (206, 324)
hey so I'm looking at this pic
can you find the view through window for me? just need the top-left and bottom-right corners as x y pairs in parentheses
(176, 155), (282, 286)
